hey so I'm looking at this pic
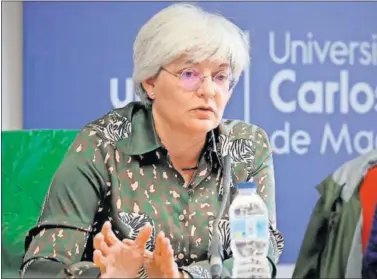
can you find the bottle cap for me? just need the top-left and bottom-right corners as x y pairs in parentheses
(237, 181), (257, 190)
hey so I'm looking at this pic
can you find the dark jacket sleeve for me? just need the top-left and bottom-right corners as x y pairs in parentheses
(292, 175), (343, 279)
(291, 195), (326, 278)
(20, 128), (107, 278)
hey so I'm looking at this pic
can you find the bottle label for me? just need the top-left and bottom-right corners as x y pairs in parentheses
(231, 216), (268, 240)
(255, 218), (268, 238)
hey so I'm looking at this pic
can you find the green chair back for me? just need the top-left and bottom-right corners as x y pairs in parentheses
(2, 130), (79, 277)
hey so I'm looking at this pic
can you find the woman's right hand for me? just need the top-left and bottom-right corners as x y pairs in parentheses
(143, 231), (182, 278)
(93, 221), (152, 278)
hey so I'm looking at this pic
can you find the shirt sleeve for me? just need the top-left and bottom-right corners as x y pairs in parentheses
(20, 128), (107, 278)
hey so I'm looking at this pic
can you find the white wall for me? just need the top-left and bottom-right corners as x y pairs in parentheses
(2, 1), (23, 130)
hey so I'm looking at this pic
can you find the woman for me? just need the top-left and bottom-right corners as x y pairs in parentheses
(21, 3), (284, 278)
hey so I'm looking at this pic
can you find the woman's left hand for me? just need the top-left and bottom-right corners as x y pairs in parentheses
(144, 231), (183, 279)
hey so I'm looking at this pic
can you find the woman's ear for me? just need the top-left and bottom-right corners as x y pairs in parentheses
(142, 78), (156, 100)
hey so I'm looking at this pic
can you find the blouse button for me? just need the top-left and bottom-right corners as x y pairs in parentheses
(178, 253), (185, 260)
(178, 214), (185, 221)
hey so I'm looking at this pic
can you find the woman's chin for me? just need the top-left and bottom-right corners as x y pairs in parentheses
(186, 118), (217, 134)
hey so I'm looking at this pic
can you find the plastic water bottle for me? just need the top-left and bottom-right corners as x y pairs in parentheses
(229, 182), (270, 278)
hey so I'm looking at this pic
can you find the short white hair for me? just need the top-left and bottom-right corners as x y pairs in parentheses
(132, 3), (250, 106)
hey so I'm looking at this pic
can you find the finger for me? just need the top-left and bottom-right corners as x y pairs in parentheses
(164, 247), (179, 278)
(164, 245), (174, 264)
(93, 249), (107, 275)
(160, 237), (171, 268)
(93, 233), (110, 256)
(155, 231), (165, 256)
(161, 237), (171, 256)
(135, 224), (153, 250)
(159, 238), (176, 275)
(160, 238), (173, 269)
(152, 237), (171, 276)
(101, 221), (119, 246)
(93, 233), (104, 251)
